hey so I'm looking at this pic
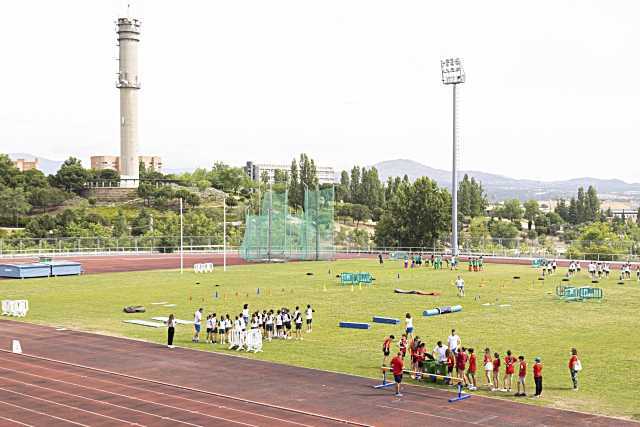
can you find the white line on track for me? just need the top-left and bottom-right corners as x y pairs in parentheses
(0, 349), (372, 427)
(0, 414), (34, 427)
(0, 381), (192, 427)
(1, 360), (313, 427)
(0, 399), (91, 427)
(0, 373), (258, 427)
(376, 404), (479, 425)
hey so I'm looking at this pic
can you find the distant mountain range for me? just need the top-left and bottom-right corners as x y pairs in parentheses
(373, 159), (640, 202)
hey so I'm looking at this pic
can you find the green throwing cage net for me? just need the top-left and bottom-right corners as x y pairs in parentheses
(240, 187), (335, 261)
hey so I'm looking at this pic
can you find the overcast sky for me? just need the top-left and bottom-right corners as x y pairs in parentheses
(1, 1), (638, 181)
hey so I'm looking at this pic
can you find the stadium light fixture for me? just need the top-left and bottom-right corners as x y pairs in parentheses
(441, 57), (465, 258)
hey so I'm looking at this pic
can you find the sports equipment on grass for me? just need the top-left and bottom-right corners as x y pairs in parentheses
(123, 320), (164, 328)
(339, 321), (370, 330)
(394, 289), (439, 296)
(372, 316), (400, 325)
(423, 305), (462, 317)
(1, 300), (29, 317)
(375, 367), (471, 403)
(341, 272), (373, 285)
(152, 316), (195, 325)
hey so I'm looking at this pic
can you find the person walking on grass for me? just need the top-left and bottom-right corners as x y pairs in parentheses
(193, 308), (203, 343)
(515, 355), (527, 397)
(390, 352), (404, 397)
(455, 275), (465, 297)
(466, 348), (478, 390)
(533, 357), (543, 398)
(405, 313), (414, 339)
(166, 314), (176, 348)
(569, 348), (581, 390)
(492, 352), (501, 391)
(382, 335), (395, 366)
(503, 350), (516, 392)
(483, 348), (493, 388)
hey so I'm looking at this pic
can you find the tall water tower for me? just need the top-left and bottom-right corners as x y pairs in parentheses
(116, 16), (141, 187)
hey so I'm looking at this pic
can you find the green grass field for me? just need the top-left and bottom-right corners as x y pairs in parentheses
(2, 259), (639, 420)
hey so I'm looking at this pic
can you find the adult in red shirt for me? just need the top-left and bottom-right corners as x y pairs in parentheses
(492, 352), (501, 391)
(568, 348), (580, 390)
(390, 352), (404, 397)
(533, 357), (543, 397)
(455, 347), (468, 386)
(503, 350), (517, 392)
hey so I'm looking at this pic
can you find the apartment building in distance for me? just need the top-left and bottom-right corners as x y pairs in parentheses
(91, 155), (163, 173)
(13, 158), (39, 172)
(245, 161), (336, 185)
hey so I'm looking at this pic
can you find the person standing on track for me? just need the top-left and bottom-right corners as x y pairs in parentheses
(166, 313), (176, 348)
(193, 308), (203, 343)
(390, 352), (404, 397)
(515, 355), (527, 397)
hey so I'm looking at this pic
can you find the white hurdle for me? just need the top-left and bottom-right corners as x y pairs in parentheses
(193, 262), (214, 273)
(1, 300), (29, 317)
(228, 329), (263, 353)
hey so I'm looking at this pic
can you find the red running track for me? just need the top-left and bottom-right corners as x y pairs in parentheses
(0, 320), (635, 427)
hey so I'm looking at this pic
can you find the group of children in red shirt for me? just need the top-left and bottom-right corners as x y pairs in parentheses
(383, 333), (545, 398)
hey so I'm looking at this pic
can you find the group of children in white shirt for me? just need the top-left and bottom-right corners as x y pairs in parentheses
(193, 303), (315, 345)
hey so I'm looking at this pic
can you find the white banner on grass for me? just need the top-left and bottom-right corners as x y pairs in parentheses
(1, 300), (29, 317)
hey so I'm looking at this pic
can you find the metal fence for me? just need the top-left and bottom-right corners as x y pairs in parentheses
(1, 235), (639, 263)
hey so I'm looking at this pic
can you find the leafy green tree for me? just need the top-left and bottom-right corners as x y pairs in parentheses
(22, 169), (49, 189)
(336, 171), (350, 202)
(496, 199), (523, 222)
(489, 219), (519, 240)
(586, 185), (600, 222)
(458, 174), (487, 219)
(468, 216), (490, 246)
(374, 177), (450, 247)
(0, 154), (21, 188)
(0, 187), (31, 226)
(349, 166), (361, 205)
(113, 210), (129, 237)
(288, 159), (301, 210)
(523, 200), (540, 222)
(28, 187), (68, 213)
(350, 204), (371, 228)
(52, 157), (89, 194)
(555, 199), (570, 222)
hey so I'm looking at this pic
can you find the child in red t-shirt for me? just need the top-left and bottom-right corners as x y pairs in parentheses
(492, 352), (501, 391)
(466, 348), (478, 390)
(382, 335), (395, 366)
(446, 349), (455, 385)
(456, 347), (468, 386)
(399, 334), (407, 359)
(503, 350), (516, 392)
(533, 357), (543, 397)
(515, 355), (527, 396)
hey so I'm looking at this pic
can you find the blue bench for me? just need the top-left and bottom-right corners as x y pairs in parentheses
(339, 321), (370, 330)
(372, 316), (400, 325)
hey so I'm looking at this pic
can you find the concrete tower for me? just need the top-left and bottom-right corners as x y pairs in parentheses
(116, 16), (141, 187)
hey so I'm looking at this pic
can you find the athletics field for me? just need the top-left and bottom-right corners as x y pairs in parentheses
(1, 258), (639, 422)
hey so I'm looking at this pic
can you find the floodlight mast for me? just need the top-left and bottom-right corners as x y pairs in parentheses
(441, 58), (466, 258)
